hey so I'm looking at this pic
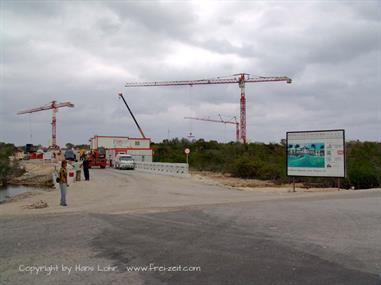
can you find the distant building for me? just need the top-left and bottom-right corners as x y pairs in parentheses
(89, 135), (152, 162)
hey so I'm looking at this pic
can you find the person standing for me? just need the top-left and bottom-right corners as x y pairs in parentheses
(59, 160), (69, 206)
(109, 154), (113, 168)
(73, 159), (82, 182)
(83, 157), (90, 181)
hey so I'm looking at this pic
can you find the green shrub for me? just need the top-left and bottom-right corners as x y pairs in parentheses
(347, 164), (379, 189)
(230, 157), (263, 178)
(152, 138), (381, 189)
(0, 142), (17, 184)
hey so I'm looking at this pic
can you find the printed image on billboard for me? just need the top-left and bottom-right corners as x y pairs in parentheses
(287, 143), (325, 168)
(287, 130), (345, 177)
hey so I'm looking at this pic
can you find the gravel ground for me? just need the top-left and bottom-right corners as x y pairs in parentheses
(8, 160), (56, 187)
(0, 168), (369, 216)
(1, 169), (380, 285)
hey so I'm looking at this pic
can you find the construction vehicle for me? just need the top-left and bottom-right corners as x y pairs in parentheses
(79, 149), (87, 159)
(24, 144), (42, 160)
(118, 93), (146, 138)
(88, 147), (107, 168)
(64, 149), (76, 161)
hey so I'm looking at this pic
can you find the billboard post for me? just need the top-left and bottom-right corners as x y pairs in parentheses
(286, 129), (346, 191)
(293, 177), (295, 192)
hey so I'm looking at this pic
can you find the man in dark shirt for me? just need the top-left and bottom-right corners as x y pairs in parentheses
(83, 157), (90, 181)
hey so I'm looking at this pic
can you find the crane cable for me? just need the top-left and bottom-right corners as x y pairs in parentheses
(28, 113), (32, 143)
(187, 85), (194, 139)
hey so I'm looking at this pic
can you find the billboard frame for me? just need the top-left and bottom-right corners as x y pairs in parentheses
(286, 129), (346, 178)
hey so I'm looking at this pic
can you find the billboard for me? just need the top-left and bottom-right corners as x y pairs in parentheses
(286, 130), (345, 177)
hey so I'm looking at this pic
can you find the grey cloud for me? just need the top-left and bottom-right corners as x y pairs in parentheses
(1, 0), (64, 17)
(326, 1), (381, 22)
(1, 1), (380, 145)
(302, 22), (381, 64)
(106, 1), (195, 39)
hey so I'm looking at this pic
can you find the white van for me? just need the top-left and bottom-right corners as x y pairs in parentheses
(114, 154), (135, 170)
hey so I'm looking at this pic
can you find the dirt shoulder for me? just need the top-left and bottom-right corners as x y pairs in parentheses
(2, 169), (379, 217)
(8, 160), (56, 187)
(191, 171), (342, 193)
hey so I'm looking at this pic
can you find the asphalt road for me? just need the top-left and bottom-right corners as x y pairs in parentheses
(1, 169), (380, 285)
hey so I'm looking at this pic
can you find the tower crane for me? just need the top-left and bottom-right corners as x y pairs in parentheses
(184, 115), (239, 142)
(125, 73), (291, 143)
(17, 100), (74, 148)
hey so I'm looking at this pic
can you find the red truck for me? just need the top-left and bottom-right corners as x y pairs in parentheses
(88, 147), (107, 168)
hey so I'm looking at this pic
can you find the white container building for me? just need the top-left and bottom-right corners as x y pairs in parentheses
(89, 135), (152, 162)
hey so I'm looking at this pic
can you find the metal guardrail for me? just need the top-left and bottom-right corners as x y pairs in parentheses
(134, 162), (189, 177)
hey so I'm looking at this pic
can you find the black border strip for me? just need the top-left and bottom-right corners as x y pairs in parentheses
(286, 129), (346, 178)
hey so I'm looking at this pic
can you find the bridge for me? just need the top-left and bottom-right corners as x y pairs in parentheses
(0, 168), (380, 285)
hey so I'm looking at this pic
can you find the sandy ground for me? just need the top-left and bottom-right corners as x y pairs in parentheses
(191, 171), (341, 192)
(1, 168), (379, 217)
(1, 168), (381, 285)
(7, 160), (343, 193)
(8, 160), (57, 187)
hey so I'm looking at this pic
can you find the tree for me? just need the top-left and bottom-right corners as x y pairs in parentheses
(311, 144), (316, 155)
(0, 142), (18, 184)
(65, 143), (74, 149)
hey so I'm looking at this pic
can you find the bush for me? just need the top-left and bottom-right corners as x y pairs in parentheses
(258, 163), (283, 180)
(152, 138), (381, 189)
(230, 157), (263, 178)
(347, 164), (379, 189)
(345, 141), (381, 189)
(0, 142), (18, 184)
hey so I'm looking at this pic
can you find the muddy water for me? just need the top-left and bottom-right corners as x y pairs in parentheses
(0, 185), (43, 203)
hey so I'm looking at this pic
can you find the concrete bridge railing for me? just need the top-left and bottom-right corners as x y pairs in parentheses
(134, 162), (190, 177)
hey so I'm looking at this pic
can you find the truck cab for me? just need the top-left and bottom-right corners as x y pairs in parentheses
(88, 147), (107, 168)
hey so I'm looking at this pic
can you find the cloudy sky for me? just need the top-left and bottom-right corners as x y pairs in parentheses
(1, 0), (380, 146)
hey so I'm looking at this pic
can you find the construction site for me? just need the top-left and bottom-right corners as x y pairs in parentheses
(1, 2), (380, 285)
(12, 73), (291, 163)
(1, 71), (380, 285)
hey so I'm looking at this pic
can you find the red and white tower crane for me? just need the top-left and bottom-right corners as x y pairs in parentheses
(125, 73), (291, 143)
(184, 115), (240, 142)
(17, 101), (74, 148)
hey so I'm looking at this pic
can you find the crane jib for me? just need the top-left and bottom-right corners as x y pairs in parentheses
(125, 76), (291, 87)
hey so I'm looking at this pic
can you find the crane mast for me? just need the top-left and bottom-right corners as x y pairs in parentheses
(238, 74), (246, 143)
(126, 73), (291, 143)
